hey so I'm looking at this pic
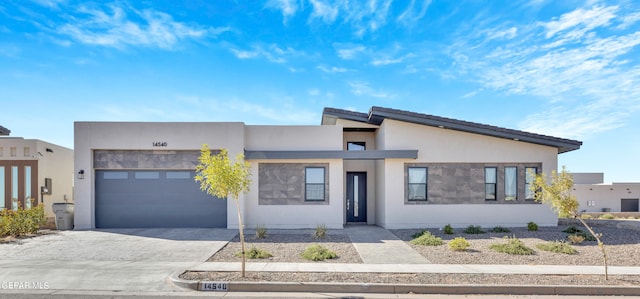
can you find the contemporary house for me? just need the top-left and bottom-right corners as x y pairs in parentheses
(0, 130), (74, 226)
(73, 106), (582, 230)
(572, 173), (639, 213)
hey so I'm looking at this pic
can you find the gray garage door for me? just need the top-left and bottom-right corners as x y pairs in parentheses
(95, 170), (226, 228)
(621, 198), (639, 212)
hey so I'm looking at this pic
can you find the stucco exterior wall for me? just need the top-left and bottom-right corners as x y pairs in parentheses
(244, 159), (344, 229)
(376, 119), (559, 228)
(73, 122), (245, 230)
(574, 183), (640, 212)
(245, 125), (342, 150)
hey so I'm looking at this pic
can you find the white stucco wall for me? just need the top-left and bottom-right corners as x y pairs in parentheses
(245, 125), (342, 150)
(73, 122), (246, 230)
(376, 119), (560, 228)
(244, 158), (344, 229)
(574, 183), (640, 212)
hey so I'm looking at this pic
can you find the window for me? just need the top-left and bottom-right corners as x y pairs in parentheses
(10, 147), (16, 157)
(525, 167), (537, 200)
(166, 171), (191, 179)
(587, 200), (596, 207)
(104, 172), (128, 180)
(0, 166), (4, 210)
(24, 147), (30, 157)
(134, 171), (160, 179)
(505, 167), (517, 201)
(347, 142), (366, 151)
(25, 166), (32, 208)
(0, 147), (3, 157)
(11, 166), (18, 210)
(305, 167), (325, 201)
(485, 167), (497, 201)
(408, 167), (427, 201)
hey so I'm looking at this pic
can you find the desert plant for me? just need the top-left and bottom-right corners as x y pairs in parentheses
(0, 205), (46, 237)
(464, 225), (485, 234)
(580, 214), (593, 219)
(490, 226), (511, 233)
(536, 241), (577, 254)
(530, 166), (608, 279)
(567, 234), (585, 245)
(410, 231), (444, 246)
(448, 237), (471, 251)
(599, 213), (615, 220)
(411, 229), (429, 239)
(563, 226), (581, 234)
(489, 237), (535, 255)
(443, 224), (454, 234)
(527, 221), (538, 231)
(313, 224), (327, 239)
(255, 225), (267, 239)
(563, 226), (596, 241)
(301, 244), (337, 261)
(236, 246), (272, 259)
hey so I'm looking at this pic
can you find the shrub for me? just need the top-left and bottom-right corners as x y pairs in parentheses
(313, 224), (327, 239)
(236, 246), (272, 259)
(580, 214), (593, 219)
(448, 237), (471, 251)
(301, 244), (337, 261)
(489, 237), (535, 255)
(490, 226), (511, 233)
(0, 205), (46, 237)
(255, 225), (267, 239)
(410, 231), (444, 246)
(599, 213), (615, 220)
(562, 226), (596, 241)
(536, 241), (577, 254)
(443, 224), (454, 235)
(562, 226), (581, 234)
(464, 225), (485, 234)
(411, 229), (428, 239)
(527, 222), (538, 231)
(567, 234), (585, 245)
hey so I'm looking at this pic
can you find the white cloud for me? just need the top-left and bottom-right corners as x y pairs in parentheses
(317, 65), (348, 73)
(57, 3), (229, 50)
(397, 0), (431, 26)
(336, 44), (366, 60)
(541, 5), (617, 39)
(308, 88), (320, 96)
(31, 0), (66, 9)
(348, 80), (394, 99)
(486, 27), (518, 40)
(309, 0), (339, 23)
(229, 44), (301, 63)
(266, 0), (299, 21)
(308, 0), (392, 36)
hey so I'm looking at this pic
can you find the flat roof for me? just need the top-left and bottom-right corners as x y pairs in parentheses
(322, 106), (582, 154)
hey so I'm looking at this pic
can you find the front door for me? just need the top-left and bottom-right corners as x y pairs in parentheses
(346, 172), (366, 223)
(0, 161), (38, 211)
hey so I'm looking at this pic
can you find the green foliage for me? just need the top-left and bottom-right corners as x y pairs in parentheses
(527, 221), (538, 231)
(536, 241), (577, 254)
(448, 237), (471, 251)
(567, 234), (585, 244)
(313, 224), (327, 239)
(443, 224), (454, 235)
(255, 225), (267, 239)
(562, 226), (581, 233)
(580, 214), (593, 219)
(489, 237), (535, 255)
(0, 205), (46, 237)
(411, 229), (428, 239)
(599, 213), (615, 220)
(490, 226), (511, 233)
(528, 166), (578, 218)
(195, 146), (252, 201)
(410, 231), (444, 246)
(301, 244), (337, 261)
(236, 246), (272, 259)
(464, 225), (485, 234)
(562, 226), (596, 241)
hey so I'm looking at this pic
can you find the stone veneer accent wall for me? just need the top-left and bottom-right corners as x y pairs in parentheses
(94, 150), (210, 169)
(405, 163), (542, 204)
(258, 163), (329, 205)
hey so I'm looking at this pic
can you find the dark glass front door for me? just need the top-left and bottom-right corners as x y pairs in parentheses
(346, 172), (366, 223)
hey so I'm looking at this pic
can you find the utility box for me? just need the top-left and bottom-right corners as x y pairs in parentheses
(52, 203), (74, 230)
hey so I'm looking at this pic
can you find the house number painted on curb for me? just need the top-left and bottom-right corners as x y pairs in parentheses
(152, 141), (168, 147)
(199, 282), (228, 291)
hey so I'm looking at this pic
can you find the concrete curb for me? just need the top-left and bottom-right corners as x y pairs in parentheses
(169, 271), (640, 296)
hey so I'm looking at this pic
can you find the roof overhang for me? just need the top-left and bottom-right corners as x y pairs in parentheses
(245, 150), (418, 160)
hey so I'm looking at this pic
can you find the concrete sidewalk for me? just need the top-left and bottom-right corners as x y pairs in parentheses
(345, 225), (429, 264)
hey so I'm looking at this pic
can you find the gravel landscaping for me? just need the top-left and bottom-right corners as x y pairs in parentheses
(183, 223), (640, 286)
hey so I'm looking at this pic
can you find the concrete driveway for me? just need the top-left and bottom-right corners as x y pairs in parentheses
(0, 228), (236, 293)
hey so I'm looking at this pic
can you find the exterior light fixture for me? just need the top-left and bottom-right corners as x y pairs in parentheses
(77, 170), (85, 180)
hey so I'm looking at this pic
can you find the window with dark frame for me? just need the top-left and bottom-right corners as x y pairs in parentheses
(505, 167), (517, 201)
(305, 167), (325, 201)
(347, 142), (366, 151)
(408, 167), (427, 201)
(525, 167), (537, 200)
(485, 167), (497, 201)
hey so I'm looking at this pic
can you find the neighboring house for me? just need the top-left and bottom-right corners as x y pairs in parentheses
(73, 106), (582, 230)
(572, 173), (640, 213)
(0, 132), (74, 225)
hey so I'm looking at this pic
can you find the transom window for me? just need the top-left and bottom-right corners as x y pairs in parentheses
(505, 167), (517, 201)
(485, 167), (497, 201)
(347, 142), (366, 151)
(525, 167), (537, 200)
(408, 167), (427, 201)
(305, 167), (325, 201)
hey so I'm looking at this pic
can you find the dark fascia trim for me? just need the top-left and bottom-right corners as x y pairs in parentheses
(368, 106), (583, 154)
(0, 125), (10, 136)
(322, 107), (369, 124)
(245, 150), (418, 160)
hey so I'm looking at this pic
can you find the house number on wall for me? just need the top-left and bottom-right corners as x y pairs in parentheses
(152, 142), (168, 147)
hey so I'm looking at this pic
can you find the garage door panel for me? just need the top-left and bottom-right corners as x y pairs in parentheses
(96, 170), (226, 228)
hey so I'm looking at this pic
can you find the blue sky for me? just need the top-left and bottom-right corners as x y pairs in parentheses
(1, 0), (639, 183)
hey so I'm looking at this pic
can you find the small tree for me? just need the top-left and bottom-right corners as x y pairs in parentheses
(195, 145), (251, 277)
(530, 166), (608, 280)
